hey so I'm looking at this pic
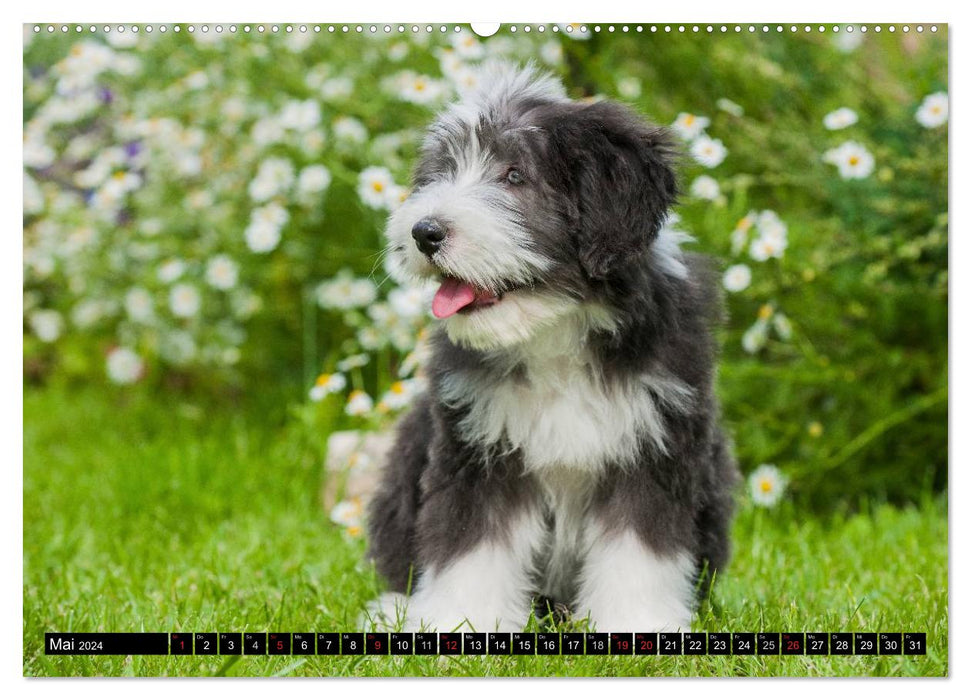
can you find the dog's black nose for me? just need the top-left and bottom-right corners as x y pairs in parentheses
(411, 218), (447, 257)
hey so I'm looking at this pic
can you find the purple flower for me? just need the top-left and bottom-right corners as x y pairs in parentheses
(97, 86), (114, 104)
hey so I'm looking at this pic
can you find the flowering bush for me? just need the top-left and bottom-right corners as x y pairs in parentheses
(23, 25), (947, 509)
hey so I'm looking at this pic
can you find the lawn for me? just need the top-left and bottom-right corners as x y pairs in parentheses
(23, 384), (948, 677)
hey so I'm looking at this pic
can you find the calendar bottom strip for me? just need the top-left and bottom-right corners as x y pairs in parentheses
(45, 631), (927, 656)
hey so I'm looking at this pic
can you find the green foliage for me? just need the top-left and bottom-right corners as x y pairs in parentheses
(22, 25), (947, 508)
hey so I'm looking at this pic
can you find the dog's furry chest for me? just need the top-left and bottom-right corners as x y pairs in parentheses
(440, 358), (683, 473)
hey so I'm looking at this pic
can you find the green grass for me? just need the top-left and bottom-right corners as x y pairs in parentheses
(23, 384), (947, 677)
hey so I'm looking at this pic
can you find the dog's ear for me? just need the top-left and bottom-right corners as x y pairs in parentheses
(547, 102), (678, 280)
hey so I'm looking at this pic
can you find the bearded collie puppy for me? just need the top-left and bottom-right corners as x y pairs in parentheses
(364, 63), (737, 633)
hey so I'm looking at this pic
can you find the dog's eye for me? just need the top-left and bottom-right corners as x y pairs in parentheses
(506, 168), (525, 185)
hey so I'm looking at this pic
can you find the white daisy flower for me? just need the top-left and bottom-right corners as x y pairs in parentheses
(540, 41), (563, 65)
(388, 286), (430, 319)
(244, 221), (282, 254)
(251, 116), (285, 146)
(71, 299), (106, 329)
(158, 258), (185, 284)
(183, 71), (209, 91)
(248, 157), (295, 202)
(336, 354), (370, 372)
(23, 134), (55, 169)
(731, 214), (756, 255)
(315, 272), (378, 310)
(397, 73), (446, 105)
(309, 372), (347, 401)
(384, 184), (410, 211)
(450, 66), (481, 95)
(823, 140), (875, 180)
(742, 319), (768, 354)
(749, 211), (789, 260)
(357, 166), (396, 209)
(124, 287), (154, 322)
(28, 309), (63, 343)
(378, 379), (421, 412)
(333, 116), (368, 144)
(245, 203), (289, 253)
(296, 165), (332, 198)
(450, 32), (485, 60)
(169, 284), (201, 318)
(823, 107), (858, 131)
(388, 42), (409, 62)
(357, 327), (385, 350)
(690, 135), (728, 168)
(320, 77), (353, 101)
(749, 464), (787, 507)
(329, 497), (364, 528)
(916, 92), (948, 129)
(689, 175), (721, 201)
(205, 255), (239, 290)
(221, 97), (247, 122)
(345, 390), (374, 417)
(617, 77), (642, 100)
(750, 236), (784, 262)
(672, 112), (711, 141)
(722, 264), (752, 293)
(106, 346), (144, 385)
(278, 99), (321, 132)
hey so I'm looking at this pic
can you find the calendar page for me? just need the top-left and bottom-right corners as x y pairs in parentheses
(23, 20), (947, 679)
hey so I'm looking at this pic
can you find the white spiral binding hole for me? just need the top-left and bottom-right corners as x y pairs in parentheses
(28, 23), (942, 37)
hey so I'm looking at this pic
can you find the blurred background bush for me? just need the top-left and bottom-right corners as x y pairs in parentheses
(22, 24), (947, 510)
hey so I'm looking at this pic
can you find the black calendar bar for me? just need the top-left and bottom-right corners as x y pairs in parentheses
(45, 633), (169, 655)
(44, 632), (929, 656)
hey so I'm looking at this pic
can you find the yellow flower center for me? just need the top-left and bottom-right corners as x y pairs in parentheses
(684, 114), (696, 126)
(931, 106), (941, 114)
(848, 155), (860, 166)
(372, 181), (384, 193)
(390, 381), (405, 394)
(759, 479), (773, 493)
(758, 304), (773, 320)
(346, 525), (361, 537)
(315, 373), (330, 386)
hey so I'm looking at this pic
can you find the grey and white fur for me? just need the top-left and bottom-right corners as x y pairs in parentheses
(365, 64), (738, 633)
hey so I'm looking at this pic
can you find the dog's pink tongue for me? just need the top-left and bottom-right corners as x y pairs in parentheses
(432, 277), (476, 319)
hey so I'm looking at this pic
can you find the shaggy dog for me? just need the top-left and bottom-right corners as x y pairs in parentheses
(365, 64), (737, 633)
